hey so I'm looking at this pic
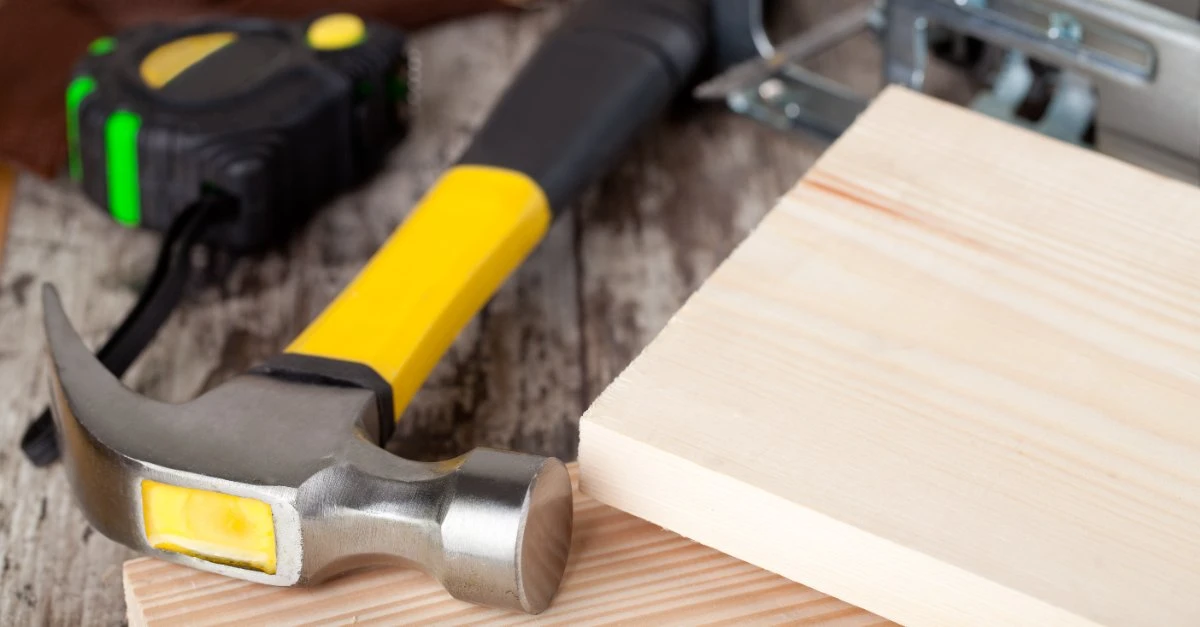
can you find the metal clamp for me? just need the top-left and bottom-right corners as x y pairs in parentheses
(701, 0), (1200, 183)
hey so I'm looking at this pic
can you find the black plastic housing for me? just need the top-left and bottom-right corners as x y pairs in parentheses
(71, 16), (410, 252)
(457, 0), (710, 216)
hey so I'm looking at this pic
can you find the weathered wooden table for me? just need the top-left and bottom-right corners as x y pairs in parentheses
(0, 3), (948, 623)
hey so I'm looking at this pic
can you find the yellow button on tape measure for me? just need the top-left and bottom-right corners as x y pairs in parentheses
(307, 13), (367, 50)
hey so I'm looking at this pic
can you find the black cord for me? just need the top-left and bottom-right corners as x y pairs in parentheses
(20, 193), (234, 466)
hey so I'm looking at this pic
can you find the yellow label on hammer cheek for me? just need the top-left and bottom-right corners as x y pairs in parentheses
(141, 479), (277, 574)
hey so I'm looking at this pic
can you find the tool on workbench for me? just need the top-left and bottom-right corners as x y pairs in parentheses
(20, 13), (413, 465)
(700, 0), (1200, 184)
(41, 0), (708, 613)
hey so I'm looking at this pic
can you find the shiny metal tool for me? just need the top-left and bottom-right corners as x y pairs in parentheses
(701, 0), (1200, 183)
(44, 286), (574, 613)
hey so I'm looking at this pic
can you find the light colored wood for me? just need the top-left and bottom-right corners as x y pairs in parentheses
(579, 87), (1200, 627)
(122, 464), (889, 626)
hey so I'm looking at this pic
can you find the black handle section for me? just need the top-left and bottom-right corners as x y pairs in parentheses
(457, 0), (710, 214)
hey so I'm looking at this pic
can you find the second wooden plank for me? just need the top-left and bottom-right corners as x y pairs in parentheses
(124, 464), (889, 626)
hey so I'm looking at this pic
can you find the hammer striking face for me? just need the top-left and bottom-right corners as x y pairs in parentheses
(43, 165), (575, 613)
(45, 287), (573, 612)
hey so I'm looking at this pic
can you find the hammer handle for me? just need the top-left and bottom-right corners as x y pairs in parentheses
(287, 0), (709, 420)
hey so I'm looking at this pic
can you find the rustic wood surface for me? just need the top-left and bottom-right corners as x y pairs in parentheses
(0, 2), (972, 624)
(123, 464), (891, 626)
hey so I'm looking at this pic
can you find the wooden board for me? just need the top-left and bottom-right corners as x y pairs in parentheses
(578, 87), (1200, 627)
(122, 464), (889, 626)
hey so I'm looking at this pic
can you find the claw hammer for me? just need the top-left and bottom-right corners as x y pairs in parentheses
(42, 0), (708, 613)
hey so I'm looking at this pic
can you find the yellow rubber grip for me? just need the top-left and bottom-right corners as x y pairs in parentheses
(286, 165), (551, 419)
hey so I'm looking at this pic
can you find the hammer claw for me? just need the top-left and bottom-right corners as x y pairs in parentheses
(43, 282), (574, 612)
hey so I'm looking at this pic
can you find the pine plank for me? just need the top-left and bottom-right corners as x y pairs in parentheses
(578, 86), (1200, 627)
(122, 464), (888, 626)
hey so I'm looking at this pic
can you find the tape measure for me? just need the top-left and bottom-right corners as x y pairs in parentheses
(21, 14), (411, 466)
(66, 14), (411, 251)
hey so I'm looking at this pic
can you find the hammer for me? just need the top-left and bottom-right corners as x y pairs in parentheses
(43, 0), (709, 614)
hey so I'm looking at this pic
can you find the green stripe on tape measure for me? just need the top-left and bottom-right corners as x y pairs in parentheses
(88, 37), (117, 56)
(105, 111), (143, 226)
(66, 76), (98, 182)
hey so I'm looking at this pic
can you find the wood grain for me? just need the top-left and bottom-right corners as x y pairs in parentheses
(579, 87), (1200, 627)
(123, 465), (889, 626)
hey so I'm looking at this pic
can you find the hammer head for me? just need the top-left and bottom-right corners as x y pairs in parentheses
(43, 287), (573, 613)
